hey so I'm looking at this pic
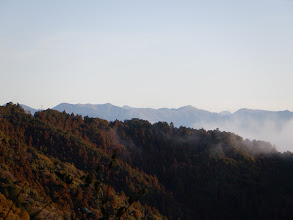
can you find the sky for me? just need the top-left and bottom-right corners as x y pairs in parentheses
(1, 0), (293, 113)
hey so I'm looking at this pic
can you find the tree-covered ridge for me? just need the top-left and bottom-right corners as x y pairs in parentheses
(1, 102), (293, 219)
(0, 103), (168, 219)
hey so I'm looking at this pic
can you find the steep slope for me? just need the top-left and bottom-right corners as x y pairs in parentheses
(0, 103), (169, 219)
(2, 102), (293, 219)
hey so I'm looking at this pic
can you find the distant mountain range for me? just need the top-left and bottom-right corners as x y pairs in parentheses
(21, 103), (293, 151)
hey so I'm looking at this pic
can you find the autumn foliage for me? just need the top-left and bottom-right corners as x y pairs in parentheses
(1, 103), (293, 219)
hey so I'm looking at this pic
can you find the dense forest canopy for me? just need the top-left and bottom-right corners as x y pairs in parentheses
(1, 102), (293, 219)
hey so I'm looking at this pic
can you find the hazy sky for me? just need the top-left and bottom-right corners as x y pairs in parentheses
(1, 0), (293, 112)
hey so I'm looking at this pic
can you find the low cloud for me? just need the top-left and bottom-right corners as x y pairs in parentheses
(193, 118), (293, 152)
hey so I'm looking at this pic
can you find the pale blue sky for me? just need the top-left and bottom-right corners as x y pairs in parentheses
(1, 0), (293, 112)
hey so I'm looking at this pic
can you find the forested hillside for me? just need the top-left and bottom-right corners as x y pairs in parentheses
(1, 103), (293, 219)
(23, 103), (293, 152)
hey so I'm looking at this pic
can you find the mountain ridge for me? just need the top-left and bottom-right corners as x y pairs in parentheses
(20, 102), (293, 118)
(2, 102), (293, 219)
(19, 103), (293, 151)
